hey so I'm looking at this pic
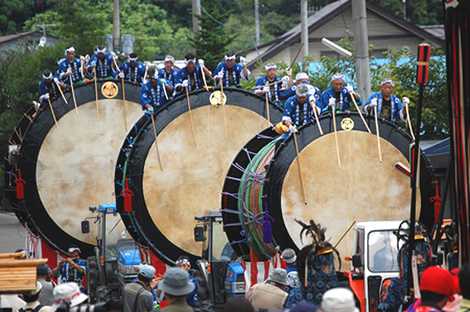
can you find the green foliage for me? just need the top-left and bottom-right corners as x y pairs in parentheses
(0, 0), (35, 34)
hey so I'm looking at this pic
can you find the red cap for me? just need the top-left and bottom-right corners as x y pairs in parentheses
(420, 266), (456, 299)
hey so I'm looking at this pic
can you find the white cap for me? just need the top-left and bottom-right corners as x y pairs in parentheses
(53, 282), (88, 308)
(164, 55), (175, 63)
(331, 73), (345, 83)
(65, 47), (75, 55)
(295, 72), (309, 82)
(321, 288), (359, 312)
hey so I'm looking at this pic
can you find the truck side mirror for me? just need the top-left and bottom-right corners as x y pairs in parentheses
(81, 220), (90, 233)
(352, 254), (362, 268)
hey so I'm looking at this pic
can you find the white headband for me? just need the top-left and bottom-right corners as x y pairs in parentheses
(164, 55), (175, 63)
(381, 79), (394, 86)
(42, 72), (53, 80)
(184, 58), (196, 65)
(331, 73), (345, 82)
(265, 64), (277, 71)
(224, 55), (236, 61)
(65, 47), (75, 55)
(95, 47), (106, 54)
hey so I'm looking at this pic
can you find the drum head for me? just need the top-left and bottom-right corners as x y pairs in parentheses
(266, 113), (433, 259)
(20, 82), (142, 256)
(116, 88), (283, 263)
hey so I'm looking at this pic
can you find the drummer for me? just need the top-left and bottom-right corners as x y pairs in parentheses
(140, 69), (171, 113)
(212, 52), (250, 87)
(282, 84), (321, 128)
(174, 53), (211, 93)
(254, 64), (288, 107)
(38, 71), (61, 107)
(86, 46), (117, 79)
(119, 52), (146, 85)
(363, 79), (407, 122)
(57, 47), (84, 86)
(320, 73), (361, 113)
(158, 55), (179, 90)
(283, 72), (322, 106)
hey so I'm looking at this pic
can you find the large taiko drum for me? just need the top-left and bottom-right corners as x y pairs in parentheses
(115, 88), (283, 264)
(222, 113), (434, 259)
(19, 81), (143, 256)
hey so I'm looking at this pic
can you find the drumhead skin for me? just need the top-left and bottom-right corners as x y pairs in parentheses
(265, 113), (434, 258)
(115, 88), (283, 264)
(20, 81), (143, 256)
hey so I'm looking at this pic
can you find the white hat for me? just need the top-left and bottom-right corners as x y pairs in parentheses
(331, 73), (345, 82)
(65, 47), (75, 55)
(295, 72), (309, 82)
(265, 64), (277, 71)
(321, 288), (359, 312)
(164, 55), (175, 63)
(281, 248), (297, 264)
(380, 79), (394, 86)
(67, 247), (81, 254)
(52, 282), (88, 308)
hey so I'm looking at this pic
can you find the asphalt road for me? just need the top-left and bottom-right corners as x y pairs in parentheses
(0, 212), (27, 253)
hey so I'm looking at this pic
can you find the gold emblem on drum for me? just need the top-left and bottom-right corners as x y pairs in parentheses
(101, 81), (119, 99)
(209, 91), (227, 106)
(341, 117), (354, 131)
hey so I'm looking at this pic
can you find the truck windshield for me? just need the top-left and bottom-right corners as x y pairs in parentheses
(368, 230), (399, 273)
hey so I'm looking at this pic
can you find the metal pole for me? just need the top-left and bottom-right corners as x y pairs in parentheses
(112, 0), (120, 51)
(300, 0), (309, 62)
(192, 0), (202, 34)
(255, 0), (260, 47)
(352, 0), (371, 100)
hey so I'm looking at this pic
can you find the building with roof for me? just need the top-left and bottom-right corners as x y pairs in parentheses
(0, 31), (58, 55)
(245, 0), (444, 69)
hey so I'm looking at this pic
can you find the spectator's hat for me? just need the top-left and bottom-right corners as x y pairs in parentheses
(420, 266), (456, 300)
(267, 268), (289, 286)
(321, 288), (359, 312)
(53, 282), (88, 308)
(281, 248), (297, 264)
(158, 267), (195, 296)
(138, 264), (156, 280)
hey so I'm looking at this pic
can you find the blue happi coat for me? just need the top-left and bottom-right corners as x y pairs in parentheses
(175, 65), (204, 92)
(213, 62), (246, 87)
(158, 68), (179, 87)
(140, 80), (167, 109)
(320, 87), (358, 113)
(254, 76), (288, 105)
(120, 61), (146, 85)
(365, 92), (404, 121)
(284, 84), (322, 107)
(283, 95), (316, 127)
(57, 58), (83, 84)
(88, 52), (116, 79)
(39, 79), (61, 104)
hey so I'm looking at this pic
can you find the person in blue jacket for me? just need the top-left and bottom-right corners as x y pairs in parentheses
(86, 46), (117, 79)
(57, 46), (83, 85)
(38, 71), (61, 106)
(158, 55), (178, 89)
(212, 52), (250, 87)
(254, 64), (289, 107)
(119, 53), (145, 85)
(174, 53), (211, 94)
(282, 84), (321, 128)
(140, 72), (170, 113)
(363, 79), (407, 122)
(320, 73), (361, 113)
(283, 72), (322, 107)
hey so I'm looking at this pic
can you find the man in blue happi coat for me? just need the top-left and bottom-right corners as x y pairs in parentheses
(283, 72), (322, 107)
(38, 71), (61, 107)
(86, 46), (117, 79)
(158, 55), (179, 88)
(254, 64), (289, 107)
(119, 52), (145, 85)
(140, 71), (170, 113)
(282, 84), (321, 128)
(174, 53), (211, 93)
(57, 46), (83, 85)
(212, 52), (250, 87)
(363, 79), (406, 122)
(320, 73), (361, 113)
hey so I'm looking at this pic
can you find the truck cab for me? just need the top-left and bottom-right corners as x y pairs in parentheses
(348, 221), (403, 312)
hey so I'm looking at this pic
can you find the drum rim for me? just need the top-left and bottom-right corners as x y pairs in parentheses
(264, 112), (434, 253)
(19, 80), (141, 257)
(115, 87), (283, 264)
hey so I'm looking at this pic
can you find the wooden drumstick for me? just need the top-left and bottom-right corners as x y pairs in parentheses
(374, 105), (383, 162)
(149, 113), (163, 171)
(264, 91), (272, 126)
(200, 65), (209, 92)
(220, 78), (228, 137)
(121, 78), (128, 131)
(405, 102), (415, 141)
(93, 67), (100, 118)
(349, 91), (371, 133)
(332, 107), (342, 168)
(292, 128), (308, 206)
(310, 99), (323, 135)
(47, 97), (58, 127)
(185, 86), (198, 147)
(69, 75), (79, 115)
(54, 80), (69, 105)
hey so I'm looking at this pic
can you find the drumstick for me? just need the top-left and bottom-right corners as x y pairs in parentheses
(121, 78), (128, 131)
(374, 105), (383, 162)
(332, 107), (342, 168)
(310, 99), (323, 135)
(47, 97), (58, 127)
(93, 67), (100, 118)
(264, 92), (272, 126)
(292, 128), (308, 206)
(405, 102), (415, 141)
(349, 91), (371, 133)
(333, 220), (357, 249)
(69, 75), (79, 115)
(54, 80), (69, 105)
(220, 78), (228, 137)
(185, 86), (198, 147)
(149, 113), (163, 171)
(201, 65), (209, 92)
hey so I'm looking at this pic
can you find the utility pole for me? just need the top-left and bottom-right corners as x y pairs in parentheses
(192, 0), (202, 34)
(112, 0), (120, 51)
(403, 0), (407, 20)
(352, 0), (371, 100)
(255, 0), (260, 47)
(300, 0), (309, 62)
